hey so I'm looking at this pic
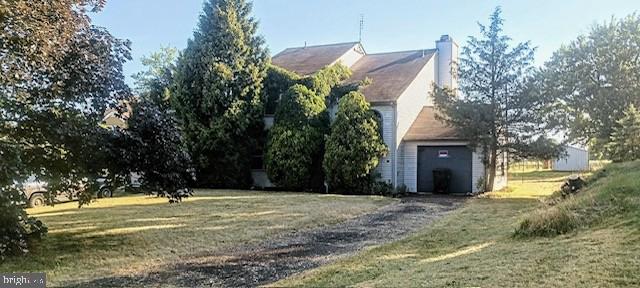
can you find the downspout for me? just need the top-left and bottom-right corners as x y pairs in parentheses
(392, 101), (398, 188)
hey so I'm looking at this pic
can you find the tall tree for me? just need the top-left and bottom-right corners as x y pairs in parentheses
(264, 64), (351, 191)
(433, 7), (542, 191)
(324, 91), (387, 194)
(606, 105), (640, 162)
(0, 0), (129, 256)
(539, 13), (640, 152)
(132, 46), (178, 109)
(172, 0), (268, 187)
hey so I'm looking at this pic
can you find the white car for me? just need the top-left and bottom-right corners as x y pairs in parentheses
(22, 173), (142, 208)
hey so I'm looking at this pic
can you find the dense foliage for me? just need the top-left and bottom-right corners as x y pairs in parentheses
(263, 65), (300, 115)
(538, 13), (640, 152)
(265, 85), (329, 190)
(119, 100), (194, 201)
(433, 7), (546, 191)
(131, 46), (178, 109)
(606, 105), (640, 162)
(264, 64), (351, 191)
(172, 0), (268, 188)
(0, 0), (129, 257)
(324, 92), (387, 194)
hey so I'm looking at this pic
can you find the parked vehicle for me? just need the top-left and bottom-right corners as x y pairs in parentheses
(22, 174), (142, 208)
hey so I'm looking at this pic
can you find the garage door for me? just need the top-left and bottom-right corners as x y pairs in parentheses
(417, 146), (472, 193)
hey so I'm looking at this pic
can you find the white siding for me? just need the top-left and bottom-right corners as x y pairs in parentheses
(401, 141), (485, 193)
(251, 170), (273, 188)
(372, 105), (395, 184)
(263, 115), (274, 129)
(471, 148), (486, 193)
(553, 146), (589, 171)
(395, 56), (437, 146)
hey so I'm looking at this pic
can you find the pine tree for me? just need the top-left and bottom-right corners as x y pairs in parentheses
(172, 0), (268, 187)
(433, 7), (541, 191)
(324, 92), (388, 194)
(607, 105), (640, 162)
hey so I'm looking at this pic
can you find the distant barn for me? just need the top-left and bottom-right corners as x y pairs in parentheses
(553, 146), (589, 171)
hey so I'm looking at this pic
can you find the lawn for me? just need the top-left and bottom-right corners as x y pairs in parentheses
(274, 168), (640, 287)
(0, 190), (393, 287)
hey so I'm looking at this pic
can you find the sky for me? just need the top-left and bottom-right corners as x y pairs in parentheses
(90, 0), (639, 86)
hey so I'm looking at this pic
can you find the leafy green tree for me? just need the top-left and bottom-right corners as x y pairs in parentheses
(607, 105), (640, 162)
(324, 92), (387, 194)
(132, 46), (178, 109)
(0, 0), (129, 256)
(264, 64), (351, 191)
(539, 13), (640, 152)
(172, 0), (268, 187)
(433, 7), (544, 191)
(263, 65), (300, 115)
(118, 99), (194, 201)
(265, 85), (328, 190)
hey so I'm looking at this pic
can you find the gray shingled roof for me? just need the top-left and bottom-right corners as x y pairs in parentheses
(350, 49), (436, 103)
(404, 106), (464, 141)
(271, 42), (359, 76)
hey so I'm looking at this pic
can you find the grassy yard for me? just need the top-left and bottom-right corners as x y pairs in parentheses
(274, 167), (640, 287)
(0, 190), (393, 287)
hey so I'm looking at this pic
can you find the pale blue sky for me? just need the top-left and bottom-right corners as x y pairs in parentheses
(90, 0), (638, 85)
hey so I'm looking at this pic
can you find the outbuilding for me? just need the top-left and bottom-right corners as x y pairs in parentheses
(553, 145), (589, 171)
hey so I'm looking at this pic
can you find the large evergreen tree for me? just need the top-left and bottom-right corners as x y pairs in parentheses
(433, 7), (544, 191)
(606, 105), (640, 162)
(539, 13), (640, 152)
(324, 92), (387, 194)
(172, 0), (268, 187)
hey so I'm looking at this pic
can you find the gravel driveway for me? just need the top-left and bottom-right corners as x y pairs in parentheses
(69, 196), (463, 288)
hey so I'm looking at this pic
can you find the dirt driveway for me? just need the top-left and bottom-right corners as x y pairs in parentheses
(70, 196), (463, 288)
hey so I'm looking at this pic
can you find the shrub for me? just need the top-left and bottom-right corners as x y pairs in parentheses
(265, 85), (329, 190)
(0, 187), (47, 260)
(324, 92), (388, 194)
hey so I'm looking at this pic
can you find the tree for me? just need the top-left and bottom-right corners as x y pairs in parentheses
(172, 0), (268, 188)
(433, 7), (544, 191)
(264, 64), (351, 191)
(539, 13), (640, 152)
(324, 92), (387, 194)
(132, 46), (178, 109)
(262, 65), (300, 115)
(606, 105), (640, 162)
(265, 85), (328, 190)
(0, 0), (129, 256)
(118, 99), (194, 201)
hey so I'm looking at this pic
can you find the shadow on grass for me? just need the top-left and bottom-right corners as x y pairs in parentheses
(60, 197), (465, 288)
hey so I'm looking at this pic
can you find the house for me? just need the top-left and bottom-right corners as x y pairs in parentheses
(553, 145), (589, 171)
(254, 35), (507, 193)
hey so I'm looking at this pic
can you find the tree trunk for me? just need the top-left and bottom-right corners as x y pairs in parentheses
(485, 147), (498, 192)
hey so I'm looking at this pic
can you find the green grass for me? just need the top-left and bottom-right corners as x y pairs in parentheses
(273, 165), (640, 287)
(0, 190), (393, 287)
(516, 161), (640, 237)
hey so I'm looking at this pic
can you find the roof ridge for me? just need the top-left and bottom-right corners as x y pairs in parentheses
(281, 41), (360, 51)
(365, 48), (437, 56)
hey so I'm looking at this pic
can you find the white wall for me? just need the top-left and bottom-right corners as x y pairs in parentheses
(372, 105), (395, 184)
(435, 35), (459, 91)
(334, 43), (365, 69)
(251, 170), (273, 188)
(400, 141), (484, 193)
(553, 146), (589, 171)
(395, 56), (437, 147)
